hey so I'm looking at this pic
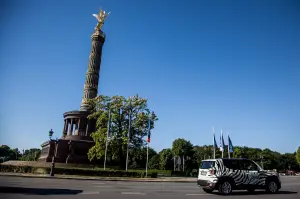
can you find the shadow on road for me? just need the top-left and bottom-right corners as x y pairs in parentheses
(214, 191), (298, 196)
(0, 186), (83, 195)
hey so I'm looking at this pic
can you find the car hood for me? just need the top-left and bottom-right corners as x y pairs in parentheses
(260, 170), (279, 176)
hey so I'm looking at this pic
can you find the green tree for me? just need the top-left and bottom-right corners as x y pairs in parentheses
(0, 146), (22, 162)
(172, 138), (194, 171)
(172, 138), (193, 157)
(192, 146), (205, 167)
(159, 148), (173, 170)
(192, 145), (215, 168)
(128, 147), (157, 169)
(21, 148), (41, 161)
(296, 147), (300, 167)
(281, 153), (298, 170)
(148, 155), (160, 170)
(87, 95), (158, 168)
(11, 148), (22, 160)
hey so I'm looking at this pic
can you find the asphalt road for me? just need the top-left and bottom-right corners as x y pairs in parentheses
(0, 175), (299, 199)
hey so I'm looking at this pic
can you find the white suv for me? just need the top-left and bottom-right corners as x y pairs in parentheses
(197, 158), (281, 195)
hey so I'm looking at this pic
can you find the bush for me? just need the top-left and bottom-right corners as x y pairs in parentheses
(149, 170), (172, 177)
(171, 171), (186, 177)
(0, 165), (158, 178)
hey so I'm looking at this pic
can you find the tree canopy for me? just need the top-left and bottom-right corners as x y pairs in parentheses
(87, 95), (158, 168)
(0, 145), (41, 162)
(296, 147), (300, 166)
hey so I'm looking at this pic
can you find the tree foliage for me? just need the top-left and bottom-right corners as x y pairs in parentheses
(172, 138), (193, 157)
(0, 145), (41, 162)
(159, 148), (173, 170)
(148, 155), (160, 170)
(0, 146), (20, 162)
(21, 148), (41, 161)
(128, 147), (157, 169)
(296, 146), (300, 166)
(147, 144), (299, 173)
(87, 95), (158, 168)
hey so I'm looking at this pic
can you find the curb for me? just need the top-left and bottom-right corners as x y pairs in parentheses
(0, 173), (196, 183)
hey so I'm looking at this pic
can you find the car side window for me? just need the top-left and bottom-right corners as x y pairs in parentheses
(223, 159), (240, 170)
(241, 160), (258, 171)
(230, 160), (240, 170)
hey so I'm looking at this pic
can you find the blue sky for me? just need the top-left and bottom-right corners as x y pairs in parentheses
(0, 0), (299, 153)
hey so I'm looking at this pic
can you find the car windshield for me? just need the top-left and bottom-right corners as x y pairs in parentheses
(252, 160), (263, 170)
(200, 161), (215, 169)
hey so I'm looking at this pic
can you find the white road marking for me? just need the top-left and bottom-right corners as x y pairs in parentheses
(283, 183), (300, 186)
(92, 182), (106, 185)
(121, 192), (146, 195)
(73, 186), (87, 188)
(79, 191), (100, 195)
(186, 193), (212, 196)
(92, 185), (111, 188)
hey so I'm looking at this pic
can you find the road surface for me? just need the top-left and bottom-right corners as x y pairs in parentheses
(0, 175), (299, 199)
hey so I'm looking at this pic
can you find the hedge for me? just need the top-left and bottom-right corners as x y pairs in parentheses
(0, 165), (158, 178)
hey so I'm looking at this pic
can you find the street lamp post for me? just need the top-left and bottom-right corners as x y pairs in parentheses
(49, 129), (54, 140)
(49, 129), (58, 176)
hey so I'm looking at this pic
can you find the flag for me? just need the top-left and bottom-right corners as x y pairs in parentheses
(213, 134), (218, 148)
(147, 119), (151, 143)
(219, 130), (225, 152)
(228, 135), (233, 153)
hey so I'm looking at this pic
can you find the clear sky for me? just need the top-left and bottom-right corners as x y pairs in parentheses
(0, 0), (299, 154)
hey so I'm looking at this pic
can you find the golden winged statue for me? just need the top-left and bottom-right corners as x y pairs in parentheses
(93, 8), (110, 31)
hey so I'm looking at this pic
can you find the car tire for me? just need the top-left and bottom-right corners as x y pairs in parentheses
(202, 188), (213, 193)
(218, 180), (233, 195)
(265, 180), (279, 194)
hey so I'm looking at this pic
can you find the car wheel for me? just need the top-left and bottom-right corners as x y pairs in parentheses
(202, 188), (213, 193)
(265, 180), (279, 193)
(218, 181), (232, 195)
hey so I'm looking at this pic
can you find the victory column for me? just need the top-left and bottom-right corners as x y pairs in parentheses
(39, 9), (110, 164)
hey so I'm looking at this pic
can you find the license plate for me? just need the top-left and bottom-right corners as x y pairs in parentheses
(201, 171), (207, 175)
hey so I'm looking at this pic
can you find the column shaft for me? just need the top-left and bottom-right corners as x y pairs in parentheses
(69, 119), (74, 135)
(80, 30), (106, 111)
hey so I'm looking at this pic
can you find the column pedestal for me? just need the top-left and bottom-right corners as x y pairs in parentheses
(39, 26), (106, 165)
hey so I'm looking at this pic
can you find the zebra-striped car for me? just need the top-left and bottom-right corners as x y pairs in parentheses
(197, 158), (281, 195)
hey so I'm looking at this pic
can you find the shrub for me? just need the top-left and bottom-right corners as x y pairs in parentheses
(0, 165), (158, 178)
(171, 171), (186, 177)
(149, 170), (172, 177)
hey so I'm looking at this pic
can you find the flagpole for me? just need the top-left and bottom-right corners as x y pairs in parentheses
(183, 155), (185, 171)
(125, 99), (132, 172)
(104, 105), (111, 170)
(221, 129), (224, 158)
(146, 141), (149, 177)
(173, 156), (175, 171)
(227, 133), (230, 159)
(146, 118), (151, 177)
(212, 126), (215, 159)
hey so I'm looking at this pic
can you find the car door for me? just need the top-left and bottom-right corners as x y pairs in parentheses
(222, 159), (245, 186)
(241, 160), (260, 185)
